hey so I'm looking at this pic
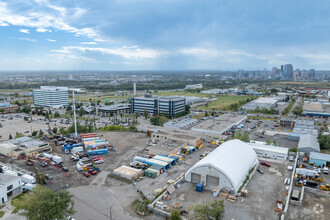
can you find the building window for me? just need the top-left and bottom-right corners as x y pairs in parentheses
(7, 185), (13, 191)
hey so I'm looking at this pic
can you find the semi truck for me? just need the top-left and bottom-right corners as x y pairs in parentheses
(71, 146), (84, 154)
(295, 168), (318, 177)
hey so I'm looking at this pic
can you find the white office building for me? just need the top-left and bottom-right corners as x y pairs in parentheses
(33, 86), (68, 108)
(0, 174), (22, 204)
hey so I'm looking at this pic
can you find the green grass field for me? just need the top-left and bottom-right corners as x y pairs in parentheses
(154, 91), (211, 98)
(197, 95), (255, 111)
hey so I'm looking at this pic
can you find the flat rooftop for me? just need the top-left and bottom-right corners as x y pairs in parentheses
(0, 174), (20, 185)
(134, 96), (185, 102)
(98, 104), (130, 111)
(303, 101), (323, 112)
(191, 113), (246, 133)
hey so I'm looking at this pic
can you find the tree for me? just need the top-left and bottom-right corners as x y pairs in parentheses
(193, 200), (224, 220)
(52, 127), (58, 134)
(35, 171), (46, 185)
(78, 108), (85, 117)
(150, 116), (168, 126)
(24, 116), (28, 121)
(292, 106), (303, 116)
(9, 134), (12, 139)
(12, 185), (75, 219)
(272, 140), (277, 146)
(318, 134), (330, 149)
(45, 112), (49, 120)
(143, 110), (148, 120)
(39, 129), (44, 136)
(54, 111), (60, 118)
(171, 209), (181, 220)
(205, 111), (208, 117)
(265, 139), (271, 145)
(32, 131), (38, 136)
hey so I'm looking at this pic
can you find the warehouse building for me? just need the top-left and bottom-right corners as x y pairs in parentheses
(288, 120), (318, 141)
(131, 96), (186, 118)
(242, 97), (280, 111)
(0, 137), (50, 157)
(185, 140), (258, 192)
(97, 104), (131, 116)
(164, 118), (198, 129)
(248, 141), (288, 160)
(191, 113), (247, 136)
(298, 134), (320, 154)
(33, 86), (68, 108)
(309, 152), (330, 168)
(151, 130), (202, 147)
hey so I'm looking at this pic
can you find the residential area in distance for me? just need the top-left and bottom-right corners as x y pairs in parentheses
(0, 68), (329, 220)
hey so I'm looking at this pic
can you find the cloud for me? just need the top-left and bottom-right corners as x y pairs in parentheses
(94, 39), (105, 42)
(0, 1), (99, 40)
(180, 47), (219, 58)
(80, 42), (97, 45)
(46, 39), (56, 42)
(0, 21), (9, 26)
(19, 29), (30, 34)
(52, 46), (167, 59)
(18, 37), (36, 42)
(36, 28), (48, 32)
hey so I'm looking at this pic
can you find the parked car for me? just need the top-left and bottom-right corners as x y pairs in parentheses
(83, 172), (90, 177)
(88, 169), (97, 175)
(62, 167), (69, 172)
(260, 162), (271, 167)
(94, 159), (104, 164)
(45, 174), (53, 180)
(39, 161), (48, 167)
(257, 168), (264, 174)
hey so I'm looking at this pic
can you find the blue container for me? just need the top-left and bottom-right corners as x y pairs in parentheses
(196, 183), (203, 192)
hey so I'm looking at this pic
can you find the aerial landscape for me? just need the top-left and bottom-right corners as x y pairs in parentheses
(0, 1), (330, 220)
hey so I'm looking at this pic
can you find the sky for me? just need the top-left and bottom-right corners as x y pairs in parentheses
(1, 0), (330, 70)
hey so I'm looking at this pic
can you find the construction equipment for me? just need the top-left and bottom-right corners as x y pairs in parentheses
(295, 181), (303, 187)
(312, 177), (324, 182)
(320, 184), (330, 191)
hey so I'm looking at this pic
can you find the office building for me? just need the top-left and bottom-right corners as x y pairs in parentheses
(97, 104), (131, 116)
(0, 174), (22, 204)
(131, 96), (186, 118)
(283, 64), (294, 79)
(0, 102), (18, 114)
(33, 86), (68, 108)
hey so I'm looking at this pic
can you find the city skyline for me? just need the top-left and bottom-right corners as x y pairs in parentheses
(1, 1), (330, 70)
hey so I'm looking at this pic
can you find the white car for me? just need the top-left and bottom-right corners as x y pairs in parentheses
(94, 159), (104, 164)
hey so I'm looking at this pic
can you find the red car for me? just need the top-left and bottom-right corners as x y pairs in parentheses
(88, 169), (97, 175)
(83, 172), (90, 177)
(260, 162), (271, 167)
(93, 158), (101, 162)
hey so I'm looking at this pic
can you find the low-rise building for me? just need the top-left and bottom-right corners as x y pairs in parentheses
(298, 134), (320, 154)
(0, 137), (50, 157)
(309, 152), (330, 168)
(248, 141), (288, 160)
(191, 113), (247, 136)
(0, 174), (22, 204)
(97, 104), (131, 116)
(242, 97), (280, 111)
(0, 102), (18, 114)
(288, 120), (318, 141)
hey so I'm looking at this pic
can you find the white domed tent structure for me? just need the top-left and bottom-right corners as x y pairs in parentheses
(185, 139), (258, 192)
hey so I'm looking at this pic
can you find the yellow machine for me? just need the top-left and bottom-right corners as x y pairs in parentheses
(295, 182), (303, 187)
(320, 184), (330, 191)
(313, 177), (324, 182)
(197, 144), (204, 150)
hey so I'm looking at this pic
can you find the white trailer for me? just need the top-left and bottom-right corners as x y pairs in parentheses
(52, 155), (63, 164)
(4, 170), (18, 176)
(23, 183), (36, 191)
(296, 168), (318, 177)
(21, 174), (36, 184)
(71, 146), (84, 154)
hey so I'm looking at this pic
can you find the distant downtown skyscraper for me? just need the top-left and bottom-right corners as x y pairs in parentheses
(33, 86), (68, 108)
(283, 64), (294, 79)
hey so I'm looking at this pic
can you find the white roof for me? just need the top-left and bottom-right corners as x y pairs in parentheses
(310, 152), (330, 162)
(248, 141), (289, 155)
(185, 139), (257, 192)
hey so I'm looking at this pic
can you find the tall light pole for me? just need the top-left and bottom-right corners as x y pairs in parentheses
(73, 91), (78, 138)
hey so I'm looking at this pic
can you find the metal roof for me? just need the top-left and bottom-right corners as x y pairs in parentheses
(248, 141), (289, 155)
(310, 152), (330, 162)
(298, 134), (320, 152)
(185, 139), (258, 192)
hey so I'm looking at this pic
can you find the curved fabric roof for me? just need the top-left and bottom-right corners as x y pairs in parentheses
(185, 139), (257, 191)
